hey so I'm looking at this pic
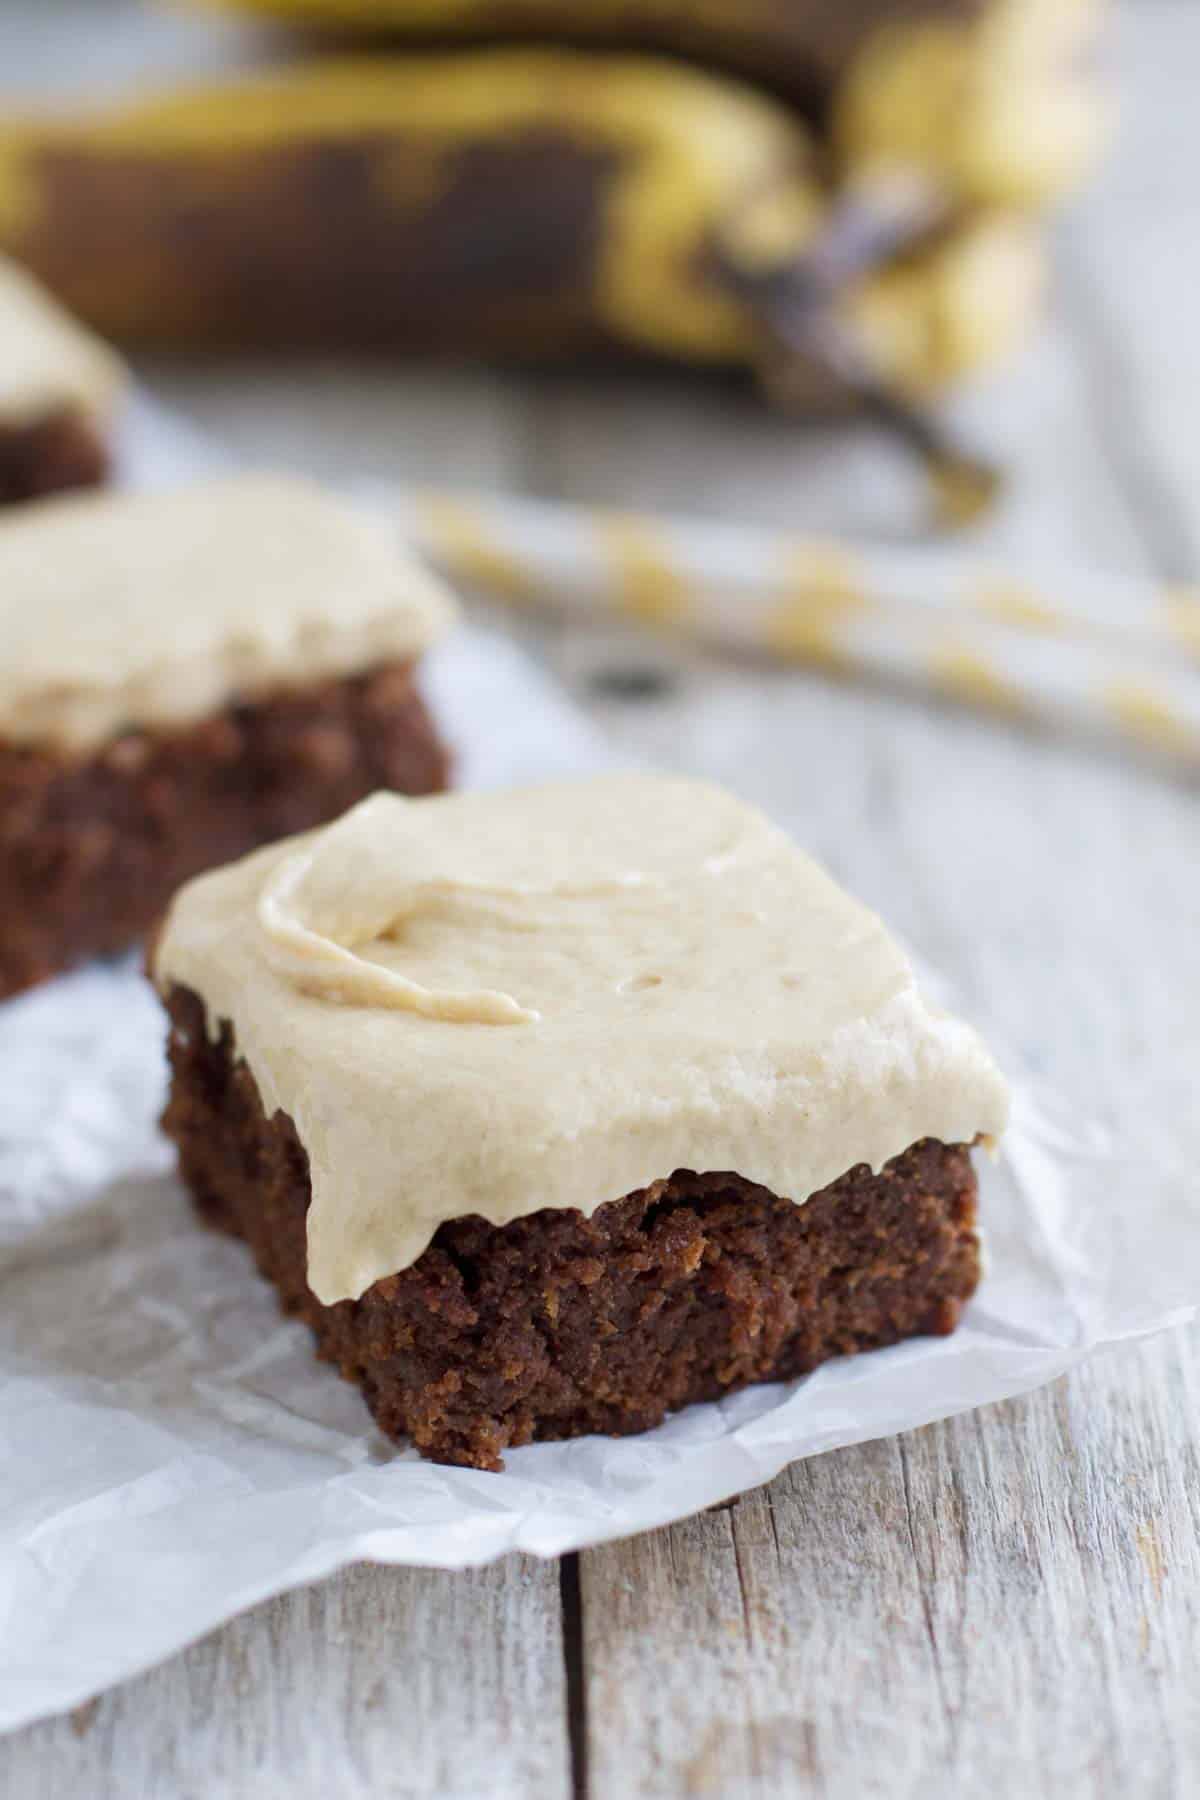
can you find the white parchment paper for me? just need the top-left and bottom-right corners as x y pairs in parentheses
(1, 400), (1196, 1733)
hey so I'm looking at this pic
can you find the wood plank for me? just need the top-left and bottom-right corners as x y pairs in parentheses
(572, 640), (1200, 1797)
(2, 1559), (571, 1800)
(1060, 0), (1200, 580)
(581, 1329), (1200, 1800)
(581, 1439), (951, 1799)
(568, 575), (1200, 1775)
(898, 1332), (1200, 1796)
(570, 5), (1200, 1789)
(516, 318), (1154, 572)
(143, 358), (548, 501)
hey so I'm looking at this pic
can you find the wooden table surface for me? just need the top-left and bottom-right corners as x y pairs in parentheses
(4, 3), (1199, 1794)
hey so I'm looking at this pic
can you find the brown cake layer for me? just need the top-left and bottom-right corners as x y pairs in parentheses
(1, 662), (449, 999)
(0, 407), (110, 507)
(161, 984), (983, 1471)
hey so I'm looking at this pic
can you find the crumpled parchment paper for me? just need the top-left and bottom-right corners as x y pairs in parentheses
(0, 401), (1195, 1733)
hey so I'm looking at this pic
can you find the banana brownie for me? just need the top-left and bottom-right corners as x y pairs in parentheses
(0, 254), (124, 505)
(0, 474), (456, 997)
(152, 775), (1009, 1469)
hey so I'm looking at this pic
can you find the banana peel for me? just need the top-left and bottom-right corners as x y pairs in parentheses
(0, 52), (1043, 392)
(176, 0), (1110, 209)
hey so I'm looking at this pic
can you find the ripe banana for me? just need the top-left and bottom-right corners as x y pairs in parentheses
(0, 50), (1042, 394)
(179, 0), (1109, 207)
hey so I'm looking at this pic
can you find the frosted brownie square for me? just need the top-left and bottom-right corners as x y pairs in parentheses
(0, 255), (125, 506)
(0, 474), (456, 996)
(152, 775), (1009, 1469)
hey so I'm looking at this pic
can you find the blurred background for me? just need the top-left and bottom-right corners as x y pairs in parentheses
(2, 0), (1197, 1102)
(3, 0), (1123, 545)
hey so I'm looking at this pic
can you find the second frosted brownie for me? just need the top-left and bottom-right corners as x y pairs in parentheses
(0, 253), (125, 506)
(0, 473), (456, 997)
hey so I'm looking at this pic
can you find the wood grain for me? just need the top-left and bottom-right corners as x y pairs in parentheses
(577, 1335), (1200, 1799)
(581, 1440), (949, 1799)
(2, 2), (1199, 1794)
(3, 1559), (571, 1800)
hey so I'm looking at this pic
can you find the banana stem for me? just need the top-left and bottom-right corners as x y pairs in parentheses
(725, 181), (1003, 528)
(784, 307), (1002, 529)
(772, 174), (947, 302)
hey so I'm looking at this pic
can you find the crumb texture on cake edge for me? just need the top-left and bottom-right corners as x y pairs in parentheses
(161, 981), (984, 1471)
(0, 660), (450, 1000)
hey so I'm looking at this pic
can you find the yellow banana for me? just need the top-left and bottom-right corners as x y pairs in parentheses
(834, 0), (1108, 207)
(0, 50), (1042, 396)
(177, 0), (1109, 207)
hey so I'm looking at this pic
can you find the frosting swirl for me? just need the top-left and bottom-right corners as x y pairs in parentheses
(255, 783), (779, 1025)
(154, 775), (1010, 1304)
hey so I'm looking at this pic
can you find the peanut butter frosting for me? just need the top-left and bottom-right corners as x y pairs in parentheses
(153, 775), (1010, 1305)
(0, 474), (457, 750)
(0, 254), (125, 430)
